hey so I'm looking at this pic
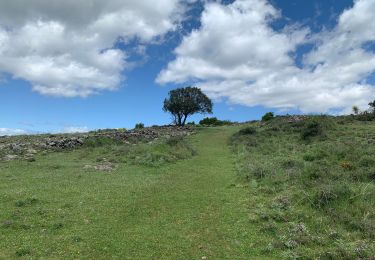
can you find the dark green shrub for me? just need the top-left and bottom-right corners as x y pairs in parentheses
(135, 123), (145, 129)
(199, 117), (232, 126)
(262, 112), (274, 121)
(301, 120), (323, 140)
(239, 127), (256, 135)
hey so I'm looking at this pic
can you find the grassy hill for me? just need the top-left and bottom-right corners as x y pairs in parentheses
(0, 116), (374, 258)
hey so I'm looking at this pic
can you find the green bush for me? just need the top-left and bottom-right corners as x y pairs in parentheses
(357, 111), (375, 121)
(199, 117), (232, 126)
(301, 120), (323, 140)
(262, 112), (274, 121)
(239, 127), (256, 135)
(135, 123), (145, 129)
(84, 137), (121, 147)
(166, 136), (184, 146)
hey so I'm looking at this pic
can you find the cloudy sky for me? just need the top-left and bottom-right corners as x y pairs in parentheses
(0, 0), (374, 134)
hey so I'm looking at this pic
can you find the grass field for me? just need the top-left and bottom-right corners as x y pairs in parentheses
(1, 117), (374, 259)
(231, 116), (375, 258)
(0, 127), (269, 259)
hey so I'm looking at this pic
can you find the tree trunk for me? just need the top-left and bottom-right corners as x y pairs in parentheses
(176, 114), (182, 126)
(182, 115), (188, 126)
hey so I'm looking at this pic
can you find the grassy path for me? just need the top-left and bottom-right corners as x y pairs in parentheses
(0, 127), (267, 259)
(111, 127), (266, 259)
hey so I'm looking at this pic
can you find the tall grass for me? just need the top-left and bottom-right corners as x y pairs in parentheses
(231, 116), (375, 258)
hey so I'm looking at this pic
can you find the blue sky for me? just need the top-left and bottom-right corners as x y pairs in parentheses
(0, 0), (374, 135)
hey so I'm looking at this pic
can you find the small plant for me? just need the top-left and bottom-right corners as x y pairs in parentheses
(312, 184), (351, 208)
(340, 161), (354, 170)
(238, 127), (256, 135)
(135, 123), (144, 129)
(15, 248), (31, 257)
(262, 112), (274, 121)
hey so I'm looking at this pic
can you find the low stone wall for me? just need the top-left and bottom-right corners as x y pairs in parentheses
(0, 126), (195, 161)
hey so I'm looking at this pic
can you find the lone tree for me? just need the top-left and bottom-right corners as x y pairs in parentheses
(163, 87), (213, 126)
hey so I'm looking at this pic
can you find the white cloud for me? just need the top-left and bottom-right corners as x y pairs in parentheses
(157, 0), (375, 114)
(0, 128), (27, 136)
(0, 0), (190, 97)
(59, 126), (89, 134)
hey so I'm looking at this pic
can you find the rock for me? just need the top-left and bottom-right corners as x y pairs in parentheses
(3, 154), (18, 161)
(94, 163), (116, 172)
(0, 126), (195, 162)
(26, 148), (37, 154)
(25, 157), (36, 162)
(84, 163), (116, 172)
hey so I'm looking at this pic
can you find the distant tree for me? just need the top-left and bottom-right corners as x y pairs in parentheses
(369, 100), (375, 112)
(262, 112), (274, 122)
(163, 87), (213, 126)
(199, 117), (232, 126)
(135, 123), (144, 129)
(352, 106), (359, 115)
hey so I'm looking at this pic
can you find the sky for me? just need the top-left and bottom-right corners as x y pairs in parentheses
(0, 0), (375, 135)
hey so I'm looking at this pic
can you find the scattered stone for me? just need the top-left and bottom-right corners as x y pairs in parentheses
(3, 154), (18, 161)
(0, 126), (195, 162)
(84, 162), (117, 172)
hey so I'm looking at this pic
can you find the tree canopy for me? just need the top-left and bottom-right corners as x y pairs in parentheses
(163, 87), (213, 126)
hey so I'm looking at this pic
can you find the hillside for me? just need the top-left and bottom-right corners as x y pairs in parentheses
(0, 116), (374, 258)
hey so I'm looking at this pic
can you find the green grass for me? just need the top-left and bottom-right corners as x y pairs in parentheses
(0, 127), (268, 259)
(1, 118), (374, 259)
(231, 116), (375, 258)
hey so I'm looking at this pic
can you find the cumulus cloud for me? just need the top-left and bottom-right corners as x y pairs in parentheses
(58, 126), (89, 134)
(0, 0), (189, 97)
(157, 0), (375, 114)
(0, 128), (27, 136)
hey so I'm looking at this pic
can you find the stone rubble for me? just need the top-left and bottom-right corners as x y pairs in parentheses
(0, 126), (194, 162)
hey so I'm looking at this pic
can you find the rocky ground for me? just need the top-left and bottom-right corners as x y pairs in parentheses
(0, 126), (194, 162)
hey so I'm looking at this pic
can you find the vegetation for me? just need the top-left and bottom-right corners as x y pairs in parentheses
(135, 123), (145, 129)
(1, 115), (375, 258)
(163, 87), (213, 126)
(231, 116), (375, 258)
(199, 117), (232, 126)
(262, 112), (274, 121)
(0, 127), (269, 259)
(353, 100), (375, 121)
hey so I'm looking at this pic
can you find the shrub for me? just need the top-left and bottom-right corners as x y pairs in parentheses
(357, 111), (375, 121)
(340, 161), (354, 171)
(166, 136), (184, 146)
(301, 120), (323, 140)
(199, 117), (232, 126)
(238, 127), (256, 135)
(262, 112), (274, 121)
(84, 137), (121, 147)
(312, 184), (351, 208)
(135, 123), (145, 129)
(303, 149), (327, 162)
